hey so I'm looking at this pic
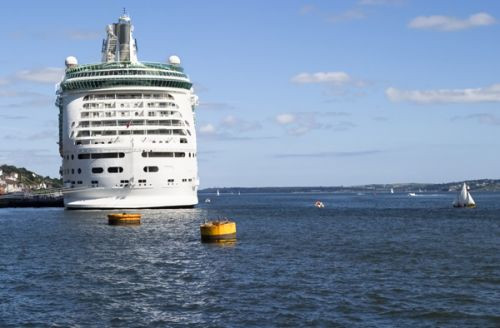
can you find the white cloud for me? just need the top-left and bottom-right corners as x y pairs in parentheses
(221, 115), (237, 126)
(451, 113), (500, 126)
(386, 84), (500, 104)
(274, 112), (355, 136)
(199, 123), (216, 135)
(291, 72), (352, 85)
(275, 114), (296, 125)
(220, 115), (261, 132)
(299, 5), (315, 15)
(359, 0), (404, 5)
(276, 150), (382, 158)
(409, 12), (495, 31)
(198, 101), (235, 111)
(327, 10), (365, 23)
(198, 116), (261, 139)
(15, 67), (65, 84)
(65, 30), (100, 40)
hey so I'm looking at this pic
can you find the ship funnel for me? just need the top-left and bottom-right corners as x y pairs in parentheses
(101, 14), (138, 63)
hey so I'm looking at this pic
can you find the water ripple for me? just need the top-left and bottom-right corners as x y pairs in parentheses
(0, 193), (499, 327)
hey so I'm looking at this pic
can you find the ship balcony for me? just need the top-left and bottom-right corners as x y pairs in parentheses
(80, 111), (182, 120)
(76, 119), (186, 129)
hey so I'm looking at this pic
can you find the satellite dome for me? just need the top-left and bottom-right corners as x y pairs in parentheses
(169, 55), (181, 65)
(65, 56), (78, 67)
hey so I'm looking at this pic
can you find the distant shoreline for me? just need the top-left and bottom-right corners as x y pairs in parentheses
(199, 179), (500, 193)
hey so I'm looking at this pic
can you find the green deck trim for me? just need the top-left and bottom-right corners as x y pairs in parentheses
(61, 78), (192, 91)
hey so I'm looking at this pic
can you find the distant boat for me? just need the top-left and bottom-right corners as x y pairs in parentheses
(453, 183), (476, 208)
(408, 192), (416, 197)
(238, 191), (241, 196)
(314, 200), (325, 208)
(216, 189), (220, 196)
(205, 198), (211, 203)
(390, 188), (394, 194)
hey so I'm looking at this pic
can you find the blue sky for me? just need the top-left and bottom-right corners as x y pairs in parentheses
(1, 0), (500, 187)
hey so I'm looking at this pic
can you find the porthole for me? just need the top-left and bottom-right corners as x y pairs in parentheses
(108, 167), (124, 173)
(143, 166), (159, 173)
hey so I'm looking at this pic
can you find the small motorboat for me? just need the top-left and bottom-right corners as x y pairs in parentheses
(314, 200), (325, 208)
(205, 198), (211, 203)
(408, 192), (416, 197)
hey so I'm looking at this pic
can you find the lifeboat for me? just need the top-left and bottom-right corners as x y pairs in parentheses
(200, 220), (236, 242)
(108, 213), (141, 225)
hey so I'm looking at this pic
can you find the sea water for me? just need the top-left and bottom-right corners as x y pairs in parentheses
(0, 192), (499, 327)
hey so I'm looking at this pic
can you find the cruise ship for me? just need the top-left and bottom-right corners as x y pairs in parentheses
(56, 14), (199, 209)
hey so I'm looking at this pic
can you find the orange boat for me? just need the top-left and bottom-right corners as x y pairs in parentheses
(108, 213), (141, 225)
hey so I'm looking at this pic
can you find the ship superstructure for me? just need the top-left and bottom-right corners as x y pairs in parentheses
(56, 14), (199, 208)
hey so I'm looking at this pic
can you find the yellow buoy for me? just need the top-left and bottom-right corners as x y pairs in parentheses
(108, 213), (141, 225)
(200, 220), (236, 242)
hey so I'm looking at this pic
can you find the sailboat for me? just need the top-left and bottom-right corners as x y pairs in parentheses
(216, 189), (220, 196)
(390, 188), (394, 194)
(453, 183), (476, 208)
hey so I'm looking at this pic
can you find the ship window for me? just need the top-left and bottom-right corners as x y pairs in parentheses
(71, 169), (74, 174)
(138, 179), (146, 183)
(141, 151), (174, 158)
(133, 130), (145, 135)
(108, 167), (123, 173)
(77, 181), (82, 184)
(91, 152), (124, 159)
(91, 180), (98, 184)
(102, 121), (117, 127)
(77, 168), (82, 174)
(143, 166), (159, 173)
(168, 179), (174, 182)
(119, 130), (131, 135)
(92, 167), (103, 174)
(174, 152), (185, 158)
(180, 138), (187, 144)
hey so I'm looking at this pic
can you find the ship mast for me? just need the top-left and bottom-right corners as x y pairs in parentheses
(101, 11), (138, 63)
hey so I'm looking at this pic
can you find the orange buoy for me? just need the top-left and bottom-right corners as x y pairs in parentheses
(200, 220), (236, 242)
(108, 213), (141, 225)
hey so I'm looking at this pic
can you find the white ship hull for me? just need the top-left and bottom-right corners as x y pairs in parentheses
(64, 185), (197, 209)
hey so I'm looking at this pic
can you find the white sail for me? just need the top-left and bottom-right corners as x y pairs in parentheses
(466, 190), (475, 206)
(454, 183), (475, 207)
